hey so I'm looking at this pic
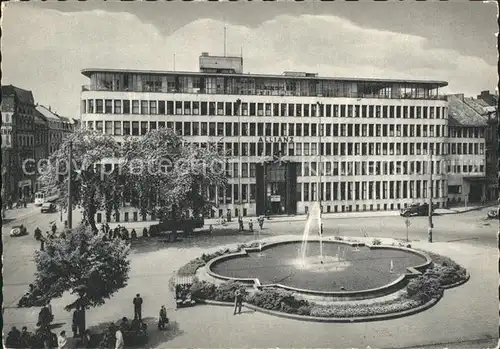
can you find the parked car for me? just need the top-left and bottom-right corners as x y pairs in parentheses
(400, 203), (434, 217)
(149, 217), (205, 237)
(487, 209), (499, 219)
(10, 225), (28, 237)
(41, 203), (57, 213)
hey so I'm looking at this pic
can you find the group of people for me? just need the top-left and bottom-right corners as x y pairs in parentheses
(6, 303), (72, 349)
(34, 223), (68, 250)
(5, 326), (72, 349)
(237, 215), (265, 232)
(100, 224), (149, 241)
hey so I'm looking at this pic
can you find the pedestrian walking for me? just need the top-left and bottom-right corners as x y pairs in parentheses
(233, 289), (243, 315)
(258, 216), (264, 230)
(142, 227), (148, 238)
(131, 229), (137, 239)
(115, 328), (124, 349)
(248, 219), (253, 232)
(158, 305), (168, 330)
(133, 294), (143, 320)
(72, 309), (79, 337)
(76, 306), (85, 337)
(238, 216), (244, 231)
(35, 227), (42, 241)
(51, 223), (57, 235)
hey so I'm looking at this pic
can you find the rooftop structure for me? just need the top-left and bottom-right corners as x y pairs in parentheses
(82, 53), (447, 100)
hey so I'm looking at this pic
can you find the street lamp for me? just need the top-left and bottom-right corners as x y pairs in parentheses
(235, 99), (242, 219)
(428, 143), (434, 242)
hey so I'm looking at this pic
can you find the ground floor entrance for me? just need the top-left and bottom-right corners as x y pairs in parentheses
(256, 161), (297, 216)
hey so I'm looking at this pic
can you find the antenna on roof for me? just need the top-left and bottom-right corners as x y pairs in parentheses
(224, 25), (227, 57)
(241, 46), (243, 58)
(173, 53), (176, 71)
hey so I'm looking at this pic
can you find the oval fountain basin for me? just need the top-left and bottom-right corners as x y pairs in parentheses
(209, 241), (427, 292)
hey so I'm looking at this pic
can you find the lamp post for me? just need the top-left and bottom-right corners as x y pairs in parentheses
(67, 140), (73, 229)
(428, 143), (433, 243)
(235, 99), (242, 219)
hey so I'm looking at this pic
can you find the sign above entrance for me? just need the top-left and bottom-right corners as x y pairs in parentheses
(258, 136), (294, 143)
(270, 195), (281, 202)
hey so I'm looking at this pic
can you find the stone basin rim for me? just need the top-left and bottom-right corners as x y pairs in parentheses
(205, 239), (433, 298)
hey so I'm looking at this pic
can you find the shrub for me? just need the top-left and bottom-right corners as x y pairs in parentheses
(177, 258), (206, 276)
(406, 275), (443, 303)
(425, 264), (466, 287)
(214, 281), (248, 302)
(179, 245), (250, 277)
(246, 288), (309, 312)
(416, 250), (467, 287)
(372, 238), (382, 245)
(190, 280), (217, 300)
(297, 305), (312, 316)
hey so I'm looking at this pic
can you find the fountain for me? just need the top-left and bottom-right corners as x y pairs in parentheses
(300, 202), (323, 265)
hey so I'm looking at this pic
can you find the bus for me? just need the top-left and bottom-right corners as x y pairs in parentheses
(34, 188), (60, 206)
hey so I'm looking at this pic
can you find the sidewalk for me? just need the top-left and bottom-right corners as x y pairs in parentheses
(3, 204), (39, 223)
(435, 203), (496, 215)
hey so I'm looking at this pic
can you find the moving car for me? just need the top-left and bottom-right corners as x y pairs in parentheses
(41, 203), (57, 213)
(10, 225), (28, 237)
(400, 203), (434, 217)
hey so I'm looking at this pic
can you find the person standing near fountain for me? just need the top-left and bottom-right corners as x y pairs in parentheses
(258, 216), (264, 230)
(233, 289), (243, 315)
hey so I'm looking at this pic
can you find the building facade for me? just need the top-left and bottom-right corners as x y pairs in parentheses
(36, 105), (69, 156)
(445, 94), (489, 205)
(81, 53), (452, 222)
(34, 109), (49, 191)
(1, 85), (37, 202)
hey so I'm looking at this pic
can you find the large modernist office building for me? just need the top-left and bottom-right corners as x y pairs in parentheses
(81, 53), (453, 221)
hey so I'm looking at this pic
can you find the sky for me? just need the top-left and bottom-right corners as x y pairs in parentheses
(2, 1), (498, 118)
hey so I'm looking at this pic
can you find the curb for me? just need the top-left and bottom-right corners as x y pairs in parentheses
(197, 295), (442, 323)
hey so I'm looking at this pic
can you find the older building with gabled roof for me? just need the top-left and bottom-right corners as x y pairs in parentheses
(445, 93), (495, 205)
(1, 85), (37, 202)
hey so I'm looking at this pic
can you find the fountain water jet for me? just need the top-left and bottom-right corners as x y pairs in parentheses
(300, 202), (323, 265)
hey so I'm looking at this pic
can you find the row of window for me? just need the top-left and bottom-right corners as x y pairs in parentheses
(82, 99), (447, 119)
(449, 126), (486, 138)
(86, 120), (448, 139)
(226, 160), (483, 178)
(202, 179), (445, 204)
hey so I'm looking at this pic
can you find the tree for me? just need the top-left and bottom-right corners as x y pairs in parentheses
(39, 129), (121, 231)
(120, 128), (227, 222)
(18, 225), (130, 330)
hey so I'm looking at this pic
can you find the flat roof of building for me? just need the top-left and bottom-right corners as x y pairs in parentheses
(81, 68), (448, 87)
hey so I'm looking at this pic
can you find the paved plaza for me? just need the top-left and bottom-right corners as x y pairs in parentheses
(2, 206), (498, 348)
